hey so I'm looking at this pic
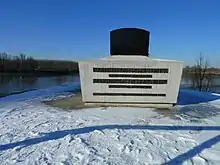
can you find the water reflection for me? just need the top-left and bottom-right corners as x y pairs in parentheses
(54, 76), (67, 85)
(22, 76), (38, 86)
(181, 75), (220, 92)
(0, 74), (79, 95)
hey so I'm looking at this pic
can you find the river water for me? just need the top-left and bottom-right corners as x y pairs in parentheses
(0, 73), (220, 97)
(181, 76), (220, 92)
(0, 73), (80, 96)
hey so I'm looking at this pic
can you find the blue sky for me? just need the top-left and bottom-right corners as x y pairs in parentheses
(0, 0), (220, 66)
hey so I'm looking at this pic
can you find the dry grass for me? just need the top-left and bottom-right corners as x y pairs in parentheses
(43, 92), (173, 110)
(43, 92), (97, 110)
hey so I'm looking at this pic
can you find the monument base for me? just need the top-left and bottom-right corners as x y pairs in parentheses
(84, 102), (174, 109)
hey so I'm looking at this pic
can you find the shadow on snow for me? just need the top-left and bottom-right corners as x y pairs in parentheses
(163, 134), (220, 165)
(177, 89), (220, 105)
(0, 124), (220, 164)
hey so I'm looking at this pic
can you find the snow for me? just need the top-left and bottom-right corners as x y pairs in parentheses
(0, 83), (80, 104)
(0, 85), (220, 165)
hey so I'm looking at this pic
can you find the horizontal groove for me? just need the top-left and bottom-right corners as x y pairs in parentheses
(86, 102), (174, 105)
(93, 79), (167, 84)
(93, 93), (166, 97)
(109, 74), (152, 78)
(109, 85), (152, 89)
(93, 67), (169, 73)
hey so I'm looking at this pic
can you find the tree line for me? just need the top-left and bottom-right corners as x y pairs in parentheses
(182, 54), (220, 92)
(1, 52), (219, 92)
(0, 52), (78, 74)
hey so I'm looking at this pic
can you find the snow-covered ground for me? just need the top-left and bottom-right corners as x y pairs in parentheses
(0, 85), (220, 165)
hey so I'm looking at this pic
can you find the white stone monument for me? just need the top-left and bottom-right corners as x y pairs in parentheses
(78, 28), (183, 108)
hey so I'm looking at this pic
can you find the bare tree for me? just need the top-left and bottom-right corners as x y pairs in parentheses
(190, 53), (215, 91)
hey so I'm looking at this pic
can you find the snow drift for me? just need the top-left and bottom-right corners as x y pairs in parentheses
(0, 84), (220, 165)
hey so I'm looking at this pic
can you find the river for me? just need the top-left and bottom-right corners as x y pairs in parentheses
(0, 73), (220, 97)
(180, 76), (220, 92)
(0, 73), (80, 97)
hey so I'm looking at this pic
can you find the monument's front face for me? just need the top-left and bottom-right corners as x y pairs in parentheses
(79, 28), (183, 108)
(79, 56), (183, 107)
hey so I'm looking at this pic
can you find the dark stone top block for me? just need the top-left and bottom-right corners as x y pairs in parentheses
(110, 28), (150, 56)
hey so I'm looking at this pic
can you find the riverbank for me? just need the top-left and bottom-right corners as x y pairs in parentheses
(0, 89), (37, 98)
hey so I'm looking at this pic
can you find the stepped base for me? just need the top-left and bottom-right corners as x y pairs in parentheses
(85, 102), (174, 109)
